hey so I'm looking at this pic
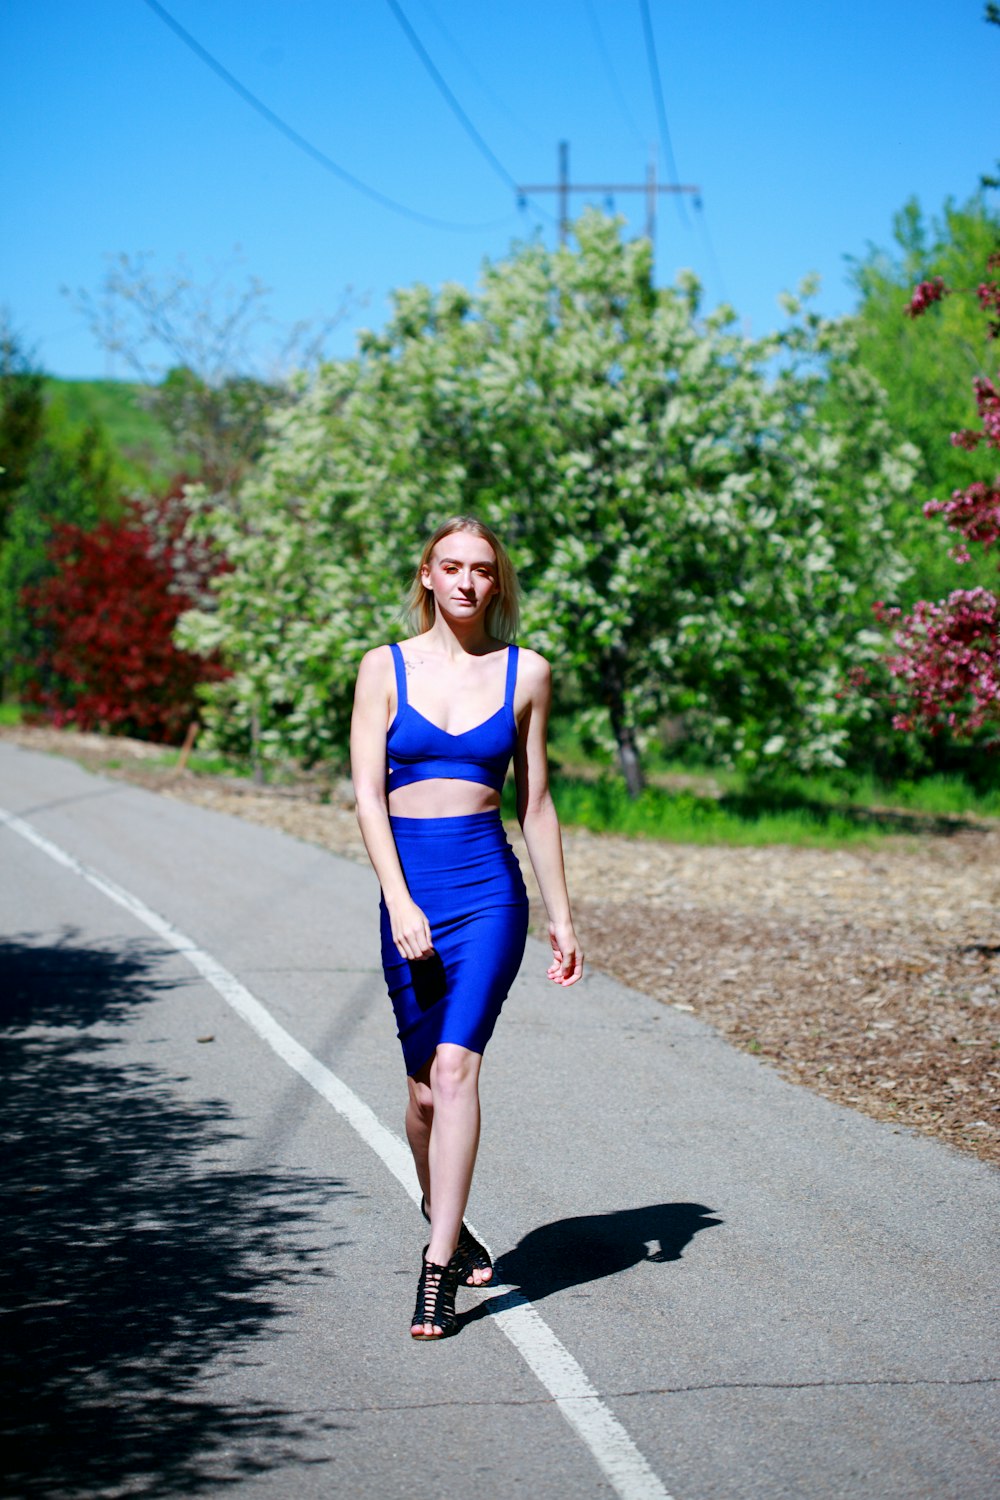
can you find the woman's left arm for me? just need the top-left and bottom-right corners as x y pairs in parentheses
(513, 652), (584, 987)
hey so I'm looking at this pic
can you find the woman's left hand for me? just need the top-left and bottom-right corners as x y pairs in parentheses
(547, 920), (583, 986)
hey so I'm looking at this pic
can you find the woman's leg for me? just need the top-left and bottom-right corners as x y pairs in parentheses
(425, 1042), (482, 1258)
(404, 1067), (434, 1208)
(410, 1043), (486, 1336)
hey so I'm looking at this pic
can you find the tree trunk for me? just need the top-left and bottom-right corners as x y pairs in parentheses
(603, 661), (646, 799)
(614, 724), (646, 799)
(250, 703), (264, 787)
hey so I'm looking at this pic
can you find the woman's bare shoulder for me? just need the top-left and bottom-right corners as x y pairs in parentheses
(355, 643), (394, 688)
(515, 644), (550, 672)
(514, 646), (552, 692)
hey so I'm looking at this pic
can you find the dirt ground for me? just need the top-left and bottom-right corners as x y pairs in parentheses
(4, 724), (998, 1169)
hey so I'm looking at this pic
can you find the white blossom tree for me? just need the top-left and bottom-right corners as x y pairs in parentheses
(179, 212), (913, 788)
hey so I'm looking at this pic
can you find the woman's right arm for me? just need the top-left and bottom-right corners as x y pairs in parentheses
(350, 647), (434, 961)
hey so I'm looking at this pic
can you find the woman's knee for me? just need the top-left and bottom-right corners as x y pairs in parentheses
(430, 1044), (481, 1105)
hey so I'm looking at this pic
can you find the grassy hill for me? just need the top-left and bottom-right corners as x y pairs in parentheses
(42, 377), (196, 491)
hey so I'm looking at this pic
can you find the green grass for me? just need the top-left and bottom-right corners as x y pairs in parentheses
(503, 761), (999, 848)
(43, 377), (195, 489)
(152, 748), (252, 778)
(823, 770), (1000, 818)
(766, 772), (998, 821)
(543, 777), (920, 847)
(0, 703), (23, 726)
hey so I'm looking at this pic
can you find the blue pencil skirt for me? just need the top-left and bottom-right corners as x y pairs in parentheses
(380, 811), (529, 1077)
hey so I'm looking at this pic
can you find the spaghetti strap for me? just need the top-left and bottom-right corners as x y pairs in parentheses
(389, 642), (408, 711)
(503, 644), (519, 709)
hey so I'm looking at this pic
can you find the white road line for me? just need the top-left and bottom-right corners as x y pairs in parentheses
(2, 805), (674, 1500)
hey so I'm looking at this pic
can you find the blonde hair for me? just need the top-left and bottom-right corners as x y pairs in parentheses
(405, 516), (520, 642)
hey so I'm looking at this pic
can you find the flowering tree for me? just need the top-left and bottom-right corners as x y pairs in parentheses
(875, 252), (1000, 740)
(24, 481), (226, 742)
(180, 212), (912, 787)
(842, 193), (1000, 609)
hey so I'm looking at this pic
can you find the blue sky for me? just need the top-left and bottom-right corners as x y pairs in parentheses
(2, 0), (997, 379)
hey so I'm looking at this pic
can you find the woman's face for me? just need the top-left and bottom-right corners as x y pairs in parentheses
(421, 531), (499, 624)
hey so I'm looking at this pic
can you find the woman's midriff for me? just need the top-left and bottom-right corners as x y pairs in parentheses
(387, 778), (502, 819)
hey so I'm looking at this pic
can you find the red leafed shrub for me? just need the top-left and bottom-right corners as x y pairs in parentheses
(23, 483), (227, 743)
(882, 253), (1000, 741)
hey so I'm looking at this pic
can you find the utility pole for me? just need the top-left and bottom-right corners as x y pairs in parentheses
(518, 141), (699, 268)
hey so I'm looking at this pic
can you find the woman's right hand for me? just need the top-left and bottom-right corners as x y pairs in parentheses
(547, 919), (584, 987)
(386, 896), (435, 961)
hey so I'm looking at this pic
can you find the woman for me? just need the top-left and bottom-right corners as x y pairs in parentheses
(350, 516), (583, 1339)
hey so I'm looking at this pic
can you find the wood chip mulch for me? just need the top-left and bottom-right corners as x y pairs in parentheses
(5, 725), (998, 1168)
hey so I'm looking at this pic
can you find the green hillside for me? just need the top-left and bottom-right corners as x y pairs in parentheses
(42, 378), (195, 490)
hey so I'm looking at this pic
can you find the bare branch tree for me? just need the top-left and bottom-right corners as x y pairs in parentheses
(66, 251), (357, 493)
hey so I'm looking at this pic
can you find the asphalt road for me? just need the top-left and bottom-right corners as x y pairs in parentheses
(1, 741), (998, 1500)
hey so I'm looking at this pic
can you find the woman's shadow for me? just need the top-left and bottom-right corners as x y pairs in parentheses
(461, 1202), (721, 1324)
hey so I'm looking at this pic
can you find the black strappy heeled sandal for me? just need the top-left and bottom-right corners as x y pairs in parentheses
(410, 1246), (461, 1340)
(421, 1196), (493, 1288)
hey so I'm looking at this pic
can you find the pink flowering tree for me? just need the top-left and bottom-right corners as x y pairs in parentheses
(875, 252), (1000, 738)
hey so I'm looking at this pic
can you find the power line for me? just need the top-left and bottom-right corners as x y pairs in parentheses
(635, 3), (728, 300)
(413, 0), (544, 147)
(584, 0), (647, 151)
(384, 0), (520, 191)
(384, 0), (554, 223)
(637, 0), (689, 226)
(140, 0), (514, 234)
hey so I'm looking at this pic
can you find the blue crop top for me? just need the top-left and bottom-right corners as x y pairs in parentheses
(386, 642), (519, 794)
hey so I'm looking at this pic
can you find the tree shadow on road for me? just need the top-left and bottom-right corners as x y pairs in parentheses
(0, 930), (349, 1497)
(462, 1203), (722, 1326)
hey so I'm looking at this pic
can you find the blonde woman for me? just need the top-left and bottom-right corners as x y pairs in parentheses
(350, 516), (583, 1339)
